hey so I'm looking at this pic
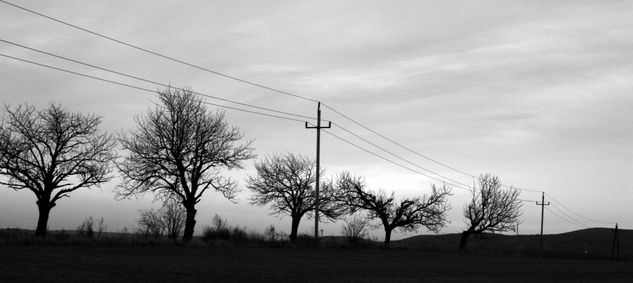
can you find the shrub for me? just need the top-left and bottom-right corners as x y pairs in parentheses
(77, 217), (95, 238)
(341, 215), (370, 244)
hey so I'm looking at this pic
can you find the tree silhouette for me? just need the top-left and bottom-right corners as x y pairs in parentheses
(136, 199), (185, 239)
(459, 173), (522, 250)
(336, 172), (451, 245)
(0, 103), (116, 237)
(246, 153), (345, 241)
(341, 214), (370, 244)
(162, 198), (186, 240)
(116, 87), (254, 241)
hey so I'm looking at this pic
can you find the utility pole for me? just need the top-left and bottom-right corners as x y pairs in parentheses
(305, 102), (331, 243)
(611, 223), (620, 261)
(536, 192), (550, 258)
(516, 223), (519, 236)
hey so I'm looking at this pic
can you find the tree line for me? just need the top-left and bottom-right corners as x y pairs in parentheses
(0, 87), (522, 248)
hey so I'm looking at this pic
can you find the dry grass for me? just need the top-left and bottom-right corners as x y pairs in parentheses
(0, 245), (631, 282)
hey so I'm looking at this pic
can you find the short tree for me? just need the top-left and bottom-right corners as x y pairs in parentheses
(137, 208), (164, 238)
(117, 87), (254, 241)
(0, 103), (116, 237)
(161, 198), (186, 240)
(336, 172), (451, 245)
(77, 216), (106, 238)
(341, 214), (370, 244)
(459, 173), (522, 250)
(246, 153), (345, 241)
(137, 199), (186, 239)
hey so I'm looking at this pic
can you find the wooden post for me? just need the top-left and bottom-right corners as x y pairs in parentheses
(536, 192), (549, 258)
(305, 102), (331, 243)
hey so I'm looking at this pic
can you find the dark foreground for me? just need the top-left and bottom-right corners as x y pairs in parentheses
(0, 245), (631, 282)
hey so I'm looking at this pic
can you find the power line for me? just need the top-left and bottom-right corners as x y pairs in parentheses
(0, 39), (546, 197)
(501, 184), (543, 194)
(546, 206), (589, 229)
(546, 192), (614, 225)
(322, 103), (476, 178)
(324, 104), (546, 195)
(550, 204), (590, 228)
(322, 129), (472, 191)
(1, 0), (608, 218)
(331, 122), (473, 189)
(0, 53), (308, 124)
(2, 0), (483, 184)
(2, 0), (546, 196)
(0, 38), (317, 122)
(0, 0), (319, 104)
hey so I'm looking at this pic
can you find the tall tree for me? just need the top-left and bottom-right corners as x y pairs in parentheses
(336, 172), (451, 245)
(459, 173), (522, 250)
(117, 87), (254, 241)
(0, 103), (116, 237)
(246, 153), (344, 241)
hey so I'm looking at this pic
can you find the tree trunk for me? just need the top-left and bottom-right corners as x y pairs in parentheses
(182, 205), (197, 242)
(35, 200), (55, 237)
(384, 228), (393, 246)
(289, 215), (301, 242)
(459, 231), (471, 250)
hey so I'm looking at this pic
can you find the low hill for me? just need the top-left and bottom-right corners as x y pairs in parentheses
(392, 228), (631, 260)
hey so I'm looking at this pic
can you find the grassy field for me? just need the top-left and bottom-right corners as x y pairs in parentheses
(393, 228), (633, 260)
(1, 228), (631, 282)
(0, 245), (632, 282)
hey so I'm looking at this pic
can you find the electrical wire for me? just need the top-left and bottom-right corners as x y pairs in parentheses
(322, 129), (472, 191)
(0, 53), (308, 124)
(0, 38), (317, 122)
(545, 206), (589, 229)
(0, 0), (319, 104)
(549, 204), (590, 228)
(1, 0), (485, 184)
(546, 192), (614, 225)
(323, 103), (476, 178)
(2, 1), (616, 224)
(331, 121), (472, 189)
(2, 0), (548, 197)
(501, 184), (543, 194)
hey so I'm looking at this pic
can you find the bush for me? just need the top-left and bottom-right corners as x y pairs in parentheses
(264, 225), (277, 242)
(77, 217), (94, 238)
(76, 216), (106, 239)
(341, 215), (370, 244)
(201, 215), (255, 245)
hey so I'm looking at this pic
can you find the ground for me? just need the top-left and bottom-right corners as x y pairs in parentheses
(0, 245), (631, 282)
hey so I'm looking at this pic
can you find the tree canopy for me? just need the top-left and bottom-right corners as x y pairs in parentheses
(0, 103), (116, 236)
(117, 87), (255, 241)
(246, 153), (344, 241)
(459, 173), (522, 249)
(336, 172), (452, 245)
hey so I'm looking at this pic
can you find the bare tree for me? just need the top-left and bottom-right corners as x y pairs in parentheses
(246, 153), (345, 241)
(116, 87), (254, 241)
(459, 173), (522, 250)
(0, 103), (116, 237)
(136, 199), (185, 239)
(161, 198), (186, 240)
(341, 214), (370, 244)
(137, 208), (164, 238)
(336, 172), (451, 246)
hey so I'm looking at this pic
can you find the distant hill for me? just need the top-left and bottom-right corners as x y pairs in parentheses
(392, 228), (631, 260)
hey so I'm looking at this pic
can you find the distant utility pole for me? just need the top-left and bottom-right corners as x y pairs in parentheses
(305, 102), (331, 243)
(611, 223), (620, 261)
(516, 223), (519, 236)
(536, 192), (550, 258)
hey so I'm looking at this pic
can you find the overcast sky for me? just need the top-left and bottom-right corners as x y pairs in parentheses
(1, 0), (632, 239)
